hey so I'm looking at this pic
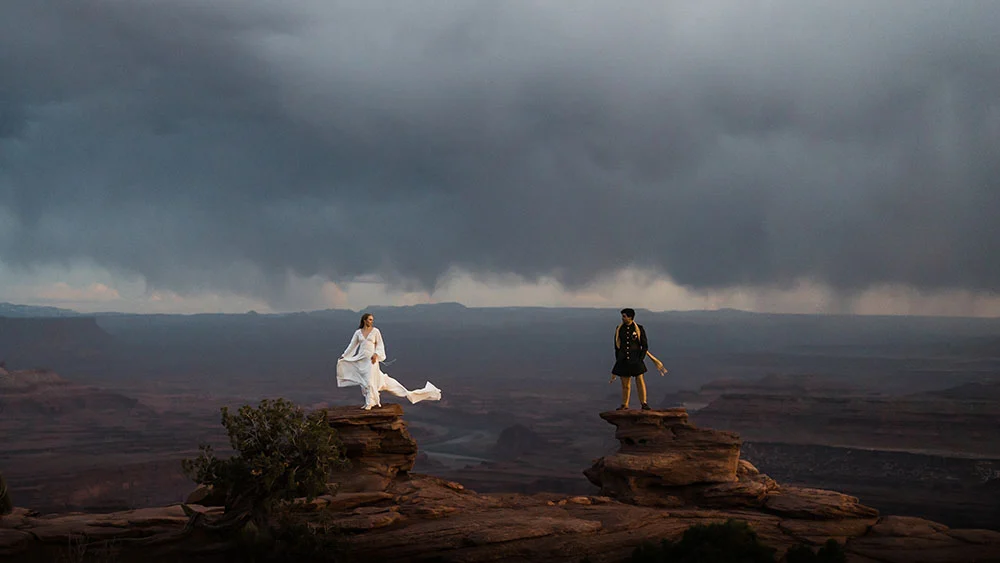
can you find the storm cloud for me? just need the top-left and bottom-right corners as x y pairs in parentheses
(2, 0), (999, 303)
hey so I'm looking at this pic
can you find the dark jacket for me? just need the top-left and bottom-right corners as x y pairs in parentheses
(613, 323), (648, 376)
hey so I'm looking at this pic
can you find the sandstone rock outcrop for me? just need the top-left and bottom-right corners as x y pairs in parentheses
(6, 477), (998, 563)
(2, 405), (998, 563)
(585, 408), (878, 521)
(324, 404), (418, 493)
(583, 409), (741, 501)
(179, 405), (418, 503)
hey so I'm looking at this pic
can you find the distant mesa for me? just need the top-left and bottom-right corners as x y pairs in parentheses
(0, 316), (113, 376)
(491, 423), (548, 459)
(412, 451), (447, 472)
(0, 302), (81, 318)
(0, 367), (142, 416)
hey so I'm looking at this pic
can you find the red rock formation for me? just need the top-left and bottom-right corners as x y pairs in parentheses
(2, 405), (998, 563)
(584, 408), (878, 521)
(584, 409), (742, 505)
(325, 404), (419, 493)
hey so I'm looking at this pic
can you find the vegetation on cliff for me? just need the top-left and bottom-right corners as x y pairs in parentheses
(181, 398), (349, 560)
(625, 519), (846, 563)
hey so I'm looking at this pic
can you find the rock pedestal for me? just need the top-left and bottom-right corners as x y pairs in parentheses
(5, 405), (997, 562)
(584, 408), (743, 506)
(325, 404), (418, 493)
(584, 408), (878, 519)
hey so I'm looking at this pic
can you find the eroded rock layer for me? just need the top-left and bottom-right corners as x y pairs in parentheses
(2, 405), (997, 563)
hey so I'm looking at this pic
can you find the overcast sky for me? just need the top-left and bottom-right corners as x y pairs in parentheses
(1, 1), (998, 315)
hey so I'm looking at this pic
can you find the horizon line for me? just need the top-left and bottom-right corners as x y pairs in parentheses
(2, 301), (999, 321)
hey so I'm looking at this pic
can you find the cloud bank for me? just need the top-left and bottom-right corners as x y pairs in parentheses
(2, 0), (998, 308)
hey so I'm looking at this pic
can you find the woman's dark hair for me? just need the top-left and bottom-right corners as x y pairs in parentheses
(620, 308), (636, 319)
(358, 313), (373, 329)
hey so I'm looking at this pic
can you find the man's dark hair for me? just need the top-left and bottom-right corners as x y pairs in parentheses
(620, 308), (636, 319)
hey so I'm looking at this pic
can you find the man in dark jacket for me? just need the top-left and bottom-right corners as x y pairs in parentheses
(611, 308), (667, 410)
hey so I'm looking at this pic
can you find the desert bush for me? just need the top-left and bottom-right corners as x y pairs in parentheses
(233, 509), (350, 563)
(784, 539), (847, 563)
(974, 461), (1000, 483)
(181, 398), (349, 531)
(626, 520), (847, 563)
(55, 534), (121, 563)
(627, 519), (777, 563)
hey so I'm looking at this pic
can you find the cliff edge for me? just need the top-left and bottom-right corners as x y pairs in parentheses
(2, 406), (999, 563)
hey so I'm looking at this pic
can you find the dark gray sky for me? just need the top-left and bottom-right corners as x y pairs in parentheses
(1, 0), (999, 311)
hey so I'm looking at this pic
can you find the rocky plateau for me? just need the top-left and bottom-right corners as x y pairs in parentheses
(3, 404), (1000, 563)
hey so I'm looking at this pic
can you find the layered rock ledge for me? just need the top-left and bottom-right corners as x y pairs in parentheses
(2, 406), (999, 563)
(584, 409), (879, 522)
(325, 404), (419, 493)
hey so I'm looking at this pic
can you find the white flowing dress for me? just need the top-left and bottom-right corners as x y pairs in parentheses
(336, 327), (442, 410)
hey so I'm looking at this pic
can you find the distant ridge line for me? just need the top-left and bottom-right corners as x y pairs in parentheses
(1, 301), (998, 321)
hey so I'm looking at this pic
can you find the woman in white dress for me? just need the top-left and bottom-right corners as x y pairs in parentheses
(336, 313), (442, 410)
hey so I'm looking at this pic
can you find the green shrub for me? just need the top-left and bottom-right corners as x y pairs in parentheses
(230, 509), (348, 563)
(785, 539), (847, 563)
(181, 398), (349, 530)
(626, 520), (848, 563)
(628, 519), (777, 563)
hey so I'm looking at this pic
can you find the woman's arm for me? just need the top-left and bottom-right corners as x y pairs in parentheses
(341, 330), (360, 358)
(373, 328), (386, 363)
